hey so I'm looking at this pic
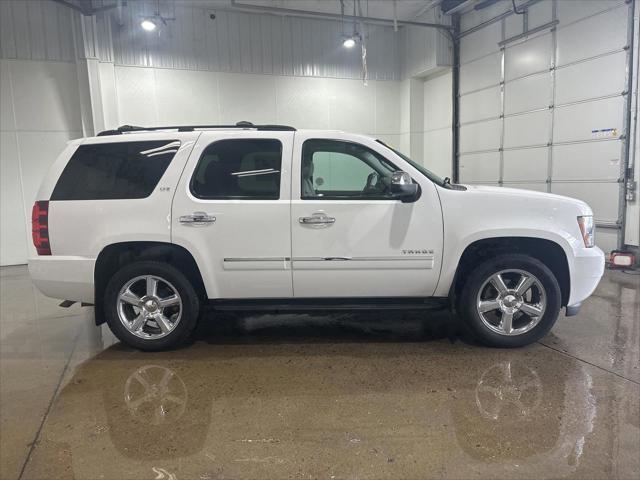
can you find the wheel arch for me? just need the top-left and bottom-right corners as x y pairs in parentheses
(94, 241), (206, 325)
(450, 237), (571, 308)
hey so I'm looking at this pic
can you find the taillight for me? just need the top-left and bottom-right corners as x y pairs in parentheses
(31, 201), (51, 255)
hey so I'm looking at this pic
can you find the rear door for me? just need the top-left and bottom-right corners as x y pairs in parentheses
(290, 132), (444, 298)
(172, 131), (294, 299)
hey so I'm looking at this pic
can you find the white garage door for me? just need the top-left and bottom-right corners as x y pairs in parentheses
(457, 0), (632, 251)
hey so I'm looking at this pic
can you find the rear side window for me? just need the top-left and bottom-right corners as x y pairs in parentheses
(51, 140), (180, 200)
(190, 139), (282, 200)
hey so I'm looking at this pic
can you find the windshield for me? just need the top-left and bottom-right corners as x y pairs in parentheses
(375, 140), (448, 188)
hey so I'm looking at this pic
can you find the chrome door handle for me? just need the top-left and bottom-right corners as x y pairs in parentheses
(299, 212), (335, 227)
(179, 211), (216, 225)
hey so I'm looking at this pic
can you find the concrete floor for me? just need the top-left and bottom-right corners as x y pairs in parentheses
(0, 266), (638, 480)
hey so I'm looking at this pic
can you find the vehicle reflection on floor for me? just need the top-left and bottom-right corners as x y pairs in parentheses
(22, 308), (638, 480)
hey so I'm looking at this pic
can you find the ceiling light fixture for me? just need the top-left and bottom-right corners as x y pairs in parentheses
(343, 36), (356, 48)
(140, 18), (157, 31)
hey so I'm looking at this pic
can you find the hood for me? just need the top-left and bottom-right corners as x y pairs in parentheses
(460, 184), (592, 215)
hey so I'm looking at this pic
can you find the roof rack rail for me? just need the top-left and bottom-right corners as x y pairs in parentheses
(97, 121), (296, 136)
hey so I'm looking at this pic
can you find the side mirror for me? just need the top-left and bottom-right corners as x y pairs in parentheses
(390, 171), (419, 202)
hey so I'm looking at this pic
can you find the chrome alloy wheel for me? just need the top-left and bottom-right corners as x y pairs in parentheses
(476, 269), (546, 336)
(117, 275), (182, 340)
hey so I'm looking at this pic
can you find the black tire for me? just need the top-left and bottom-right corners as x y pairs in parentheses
(458, 254), (561, 348)
(104, 261), (200, 351)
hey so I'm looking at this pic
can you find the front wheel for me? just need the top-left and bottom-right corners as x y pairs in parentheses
(104, 261), (200, 351)
(458, 254), (561, 348)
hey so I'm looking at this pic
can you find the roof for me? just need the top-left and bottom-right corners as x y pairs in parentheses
(97, 121), (296, 136)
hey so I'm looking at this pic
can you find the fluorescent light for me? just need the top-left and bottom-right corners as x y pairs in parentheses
(343, 37), (356, 48)
(141, 18), (157, 31)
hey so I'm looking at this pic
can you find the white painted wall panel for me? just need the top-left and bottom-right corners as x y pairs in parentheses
(154, 69), (221, 125)
(555, 51), (627, 105)
(219, 73), (278, 125)
(554, 96), (625, 144)
(459, 53), (501, 94)
(115, 66), (158, 126)
(326, 78), (376, 135)
(424, 128), (452, 179)
(460, 119), (501, 153)
(504, 33), (552, 81)
(504, 72), (551, 114)
(112, 65), (400, 137)
(275, 76), (329, 130)
(374, 81), (402, 135)
(503, 148), (548, 182)
(0, 132), (27, 266)
(460, 86), (501, 123)
(459, 152), (500, 183)
(552, 141), (621, 181)
(0, 61), (15, 131)
(9, 61), (82, 132)
(423, 70), (452, 131)
(556, 5), (628, 66)
(504, 110), (550, 149)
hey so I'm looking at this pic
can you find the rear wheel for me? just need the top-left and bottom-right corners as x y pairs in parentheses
(104, 261), (200, 351)
(458, 254), (561, 347)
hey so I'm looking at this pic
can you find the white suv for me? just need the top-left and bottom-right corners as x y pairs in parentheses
(28, 122), (604, 350)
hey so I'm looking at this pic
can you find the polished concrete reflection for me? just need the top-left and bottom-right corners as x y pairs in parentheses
(1, 266), (638, 480)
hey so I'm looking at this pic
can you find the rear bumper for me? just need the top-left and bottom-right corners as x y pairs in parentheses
(568, 246), (605, 307)
(28, 256), (95, 303)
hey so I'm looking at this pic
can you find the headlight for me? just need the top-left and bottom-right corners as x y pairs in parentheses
(577, 215), (595, 248)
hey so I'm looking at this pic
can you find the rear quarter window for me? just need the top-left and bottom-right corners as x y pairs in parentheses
(51, 140), (180, 200)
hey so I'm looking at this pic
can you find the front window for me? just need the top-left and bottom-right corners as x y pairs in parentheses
(301, 139), (399, 200)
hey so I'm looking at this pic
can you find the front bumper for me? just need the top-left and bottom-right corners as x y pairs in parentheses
(28, 256), (96, 303)
(567, 246), (605, 307)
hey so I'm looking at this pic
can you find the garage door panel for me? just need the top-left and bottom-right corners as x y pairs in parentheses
(504, 110), (550, 148)
(557, 0), (625, 29)
(552, 141), (621, 181)
(592, 228), (618, 253)
(460, 86), (501, 123)
(460, 21), (502, 64)
(460, 53), (501, 94)
(503, 182), (549, 193)
(557, 6), (628, 66)
(554, 96), (625, 143)
(460, 119), (501, 153)
(504, 73), (551, 114)
(528, 1), (553, 31)
(555, 51), (627, 105)
(505, 33), (552, 81)
(503, 147), (548, 181)
(551, 182), (619, 221)
(459, 151), (500, 183)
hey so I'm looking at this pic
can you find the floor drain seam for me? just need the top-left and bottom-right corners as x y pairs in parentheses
(537, 341), (640, 386)
(17, 330), (82, 480)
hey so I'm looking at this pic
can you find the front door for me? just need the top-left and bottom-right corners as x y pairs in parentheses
(290, 133), (443, 298)
(172, 131), (294, 299)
